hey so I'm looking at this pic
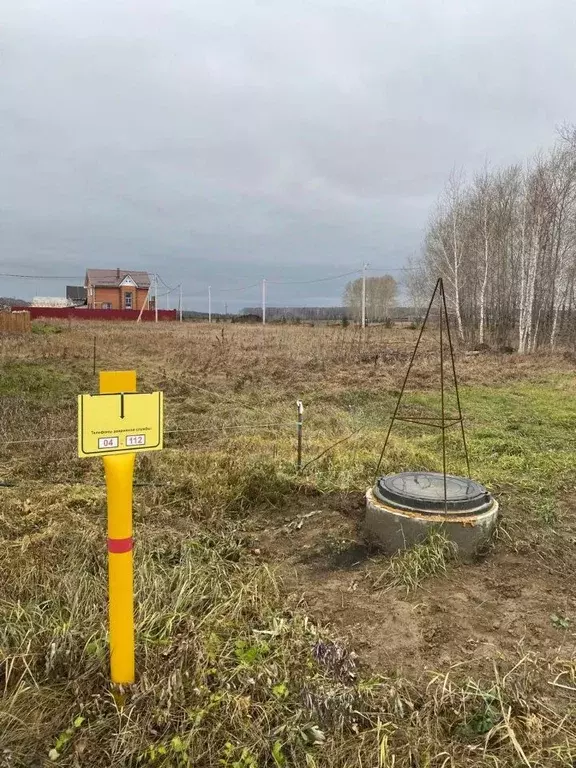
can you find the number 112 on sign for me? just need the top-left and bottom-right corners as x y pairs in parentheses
(126, 434), (145, 447)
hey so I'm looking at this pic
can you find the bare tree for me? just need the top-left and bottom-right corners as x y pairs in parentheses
(423, 170), (467, 340)
(343, 275), (398, 323)
(474, 166), (493, 344)
(415, 132), (576, 352)
(403, 256), (432, 318)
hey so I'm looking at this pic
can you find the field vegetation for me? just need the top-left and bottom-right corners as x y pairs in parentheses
(1, 321), (575, 766)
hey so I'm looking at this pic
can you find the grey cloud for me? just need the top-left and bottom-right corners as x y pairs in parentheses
(2, 0), (576, 306)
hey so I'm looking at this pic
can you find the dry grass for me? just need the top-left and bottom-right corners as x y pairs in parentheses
(1, 320), (576, 766)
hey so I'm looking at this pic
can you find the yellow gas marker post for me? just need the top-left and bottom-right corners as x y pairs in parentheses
(78, 371), (163, 685)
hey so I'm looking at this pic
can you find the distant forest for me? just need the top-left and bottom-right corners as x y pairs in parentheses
(240, 306), (415, 321)
(241, 306), (345, 320)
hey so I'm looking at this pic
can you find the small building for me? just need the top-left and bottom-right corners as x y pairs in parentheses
(31, 296), (73, 308)
(85, 268), (152, 311)
(66, 285), (87, 307)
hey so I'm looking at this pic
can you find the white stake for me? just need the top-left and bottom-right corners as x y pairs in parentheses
(179, 284), (183, 322)
(208, 285), (212, 323)
(361, 262), (369, 328)
(154, 274), (158, 323)
(297, 400), (304, 470)
(262, 278), (266, 325)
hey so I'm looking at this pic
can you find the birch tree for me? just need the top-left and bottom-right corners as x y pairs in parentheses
(416, 133), (576, 351)
(424, 171), (467, 340)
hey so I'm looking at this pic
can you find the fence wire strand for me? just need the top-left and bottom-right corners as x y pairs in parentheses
(1, 422), (295, 447)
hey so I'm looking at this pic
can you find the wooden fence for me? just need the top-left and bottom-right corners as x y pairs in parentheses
(0, 311), (32, 333)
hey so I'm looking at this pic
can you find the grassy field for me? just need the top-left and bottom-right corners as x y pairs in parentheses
(1, 321), (576, 767)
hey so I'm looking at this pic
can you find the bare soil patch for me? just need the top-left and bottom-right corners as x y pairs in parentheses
(250, 494), (576, 680)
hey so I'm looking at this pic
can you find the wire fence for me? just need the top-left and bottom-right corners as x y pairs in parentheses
(1, 423), (294, 447)
(0, 313), (464, 487)
(0, 406), (374, 489)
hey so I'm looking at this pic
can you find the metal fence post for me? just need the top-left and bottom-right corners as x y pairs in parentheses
(297, 400), (304, 470)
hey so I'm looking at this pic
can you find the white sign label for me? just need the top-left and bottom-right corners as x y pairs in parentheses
(98, 436), (119, 449)
(126, 434), (146, 447)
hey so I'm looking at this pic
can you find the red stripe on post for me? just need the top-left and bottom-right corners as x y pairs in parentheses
(108, 537), (133, 554)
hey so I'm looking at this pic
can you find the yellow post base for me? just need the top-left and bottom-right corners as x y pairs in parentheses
(100, 370), (137, 686)
(104, 453), (135, 685)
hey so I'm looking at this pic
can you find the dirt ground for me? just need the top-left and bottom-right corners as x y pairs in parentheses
(249, 492), (576, 680)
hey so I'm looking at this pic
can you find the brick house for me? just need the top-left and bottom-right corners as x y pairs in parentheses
(85, 269), (152, 311)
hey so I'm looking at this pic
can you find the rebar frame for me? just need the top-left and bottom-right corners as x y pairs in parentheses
(375, 278), (471, 512)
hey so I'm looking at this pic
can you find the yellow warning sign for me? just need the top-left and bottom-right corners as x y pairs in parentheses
(78, 391), (163, 458)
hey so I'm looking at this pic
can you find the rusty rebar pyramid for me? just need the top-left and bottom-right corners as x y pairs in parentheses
(375, 277), (471, 490)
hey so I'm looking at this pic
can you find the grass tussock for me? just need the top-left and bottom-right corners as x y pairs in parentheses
(373, 529), (458, 592)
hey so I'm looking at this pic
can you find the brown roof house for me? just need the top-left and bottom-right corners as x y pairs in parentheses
(85, 268), (152, 311)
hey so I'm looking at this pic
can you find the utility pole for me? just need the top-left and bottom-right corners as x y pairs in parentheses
(361, 263), (369, 329)
(262, 278), (266, 325)
(208, 285), (212, 323)
(154, 274), (158, 323)
(179, 285), (183, 322)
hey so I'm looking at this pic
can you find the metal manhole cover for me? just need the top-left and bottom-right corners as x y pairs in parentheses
(374, 471), (492, 515)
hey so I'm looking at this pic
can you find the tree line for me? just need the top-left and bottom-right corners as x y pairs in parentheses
(408, 126), (576, 352)
(242, 278), (404, 323)
(241, 306), (346, 320)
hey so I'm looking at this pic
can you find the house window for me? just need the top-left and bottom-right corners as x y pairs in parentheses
(102, 302), (112, 310)
(124, 292), (133, 309)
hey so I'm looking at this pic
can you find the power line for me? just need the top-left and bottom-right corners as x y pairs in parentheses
(156, 274), (180, 292)
(211, 268), (363, 296)
(0, 265), (419, 285)
(1, 263), (421, 317)
(197, 266), (419, 296)
(267, 269), (361, 285)
(0, 272), (84, 279)
(156, 287), (180, 299)
(217, 282), (261, 294)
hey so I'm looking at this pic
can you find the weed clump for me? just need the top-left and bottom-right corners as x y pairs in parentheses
(374, 529), (458, 592)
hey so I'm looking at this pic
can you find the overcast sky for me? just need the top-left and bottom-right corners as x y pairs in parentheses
(3, 0), (576, 309)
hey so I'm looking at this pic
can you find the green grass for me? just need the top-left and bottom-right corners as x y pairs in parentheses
(0, 362), (75, 398)
(32, 321), (64, 335)
(2, 334), (576, 766)
(296, 378), (576, 511)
